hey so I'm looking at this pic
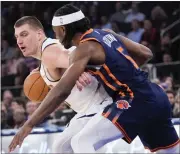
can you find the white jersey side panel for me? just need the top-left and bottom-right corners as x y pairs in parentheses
(40, 38), (112, 113)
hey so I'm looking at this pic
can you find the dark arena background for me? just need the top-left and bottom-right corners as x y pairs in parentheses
(1, 1), (180, 153)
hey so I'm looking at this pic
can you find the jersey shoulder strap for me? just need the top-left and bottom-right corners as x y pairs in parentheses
(41, 38), (59, 52)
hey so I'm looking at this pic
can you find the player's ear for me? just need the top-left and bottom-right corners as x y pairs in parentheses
(37, 29), (44, 41)
(61, 26), (66, 36)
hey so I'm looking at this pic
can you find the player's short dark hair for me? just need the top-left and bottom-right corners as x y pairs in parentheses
(14, 16), (44, 31)
(54, 4), (90, 48)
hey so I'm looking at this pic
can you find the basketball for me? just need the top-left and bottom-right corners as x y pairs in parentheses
(23, 71), (50, 102)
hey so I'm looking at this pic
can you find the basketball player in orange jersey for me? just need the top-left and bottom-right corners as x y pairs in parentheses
(9, 4), (179, 153)
(11, 16), (113, 153)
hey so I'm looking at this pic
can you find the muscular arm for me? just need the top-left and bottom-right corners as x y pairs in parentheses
(42, 44), (69, 69)
(103, 29), (153, 66)
(23, 42), (92, 127)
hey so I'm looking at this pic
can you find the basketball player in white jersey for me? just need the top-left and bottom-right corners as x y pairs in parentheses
(13, 16), (112, 153)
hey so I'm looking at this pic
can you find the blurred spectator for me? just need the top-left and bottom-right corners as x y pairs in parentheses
(6, 59), (19, 75)
(154, 33), (172, 63)
(140, 40), (150, 48)
(1, 103), (10, 129)
(161, 33), (172, 51)
(14, 46), (38, 71)
(110, 2), (126, 23)
(100, 16), (112, 29)
(111, 22), (126, 36)
(88, 5), (99, 27)
(151, 78), (161, 85)
(52, 102), (75, 126)
(2, 90), (15, 128)
(1, 64), (8, 77)
(3, 47), (25, 76)
(25, 101), (57, 128)
(174, 89), (180, 117)
(10, 98), (27, 112)
(24, 57), (39, 72)
(151, 6), (168, 30)
(166, 90), (180, 117)
(2, 90), (14, 108)
(15, 60), (30, 85)
(10, 98), (27, 127)
(160, 76), (173, 90)
(125, 2), (145, 23)
(1, 38), (16, 60)
(141, 20), (160, 46)
(13, 108), (26, 129)
(151, 6), (168, 21)
(26, 101), (39, 119)
(162, 53), (172, 64)
(127, 19), (144, 43)
(51, 102), (69, 119)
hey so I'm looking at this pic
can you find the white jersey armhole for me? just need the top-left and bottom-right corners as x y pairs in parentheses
(41, 38), (60, 52)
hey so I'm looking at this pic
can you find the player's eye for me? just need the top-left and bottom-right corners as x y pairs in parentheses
(21, 33), (28, 37)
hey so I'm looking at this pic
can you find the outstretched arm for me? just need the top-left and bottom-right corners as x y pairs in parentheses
(8, 41), (92, 152)
(27, 42), (92, 126)
(103, 29), (153, 66)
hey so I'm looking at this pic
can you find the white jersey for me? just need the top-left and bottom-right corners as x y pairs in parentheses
(40, 38), (112, 113)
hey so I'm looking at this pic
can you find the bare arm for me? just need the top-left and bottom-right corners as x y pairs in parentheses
(42, 44), (69, 69)
(24, 41), (92, 127)
(8, 42), (94, 152)
(103, 29), (153, 66)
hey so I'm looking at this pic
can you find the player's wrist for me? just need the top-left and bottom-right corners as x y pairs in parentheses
(24, 120), (34, 129)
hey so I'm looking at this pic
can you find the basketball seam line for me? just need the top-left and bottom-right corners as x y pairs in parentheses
(27, 76), (41, 97)
(37, 79), (46, 101)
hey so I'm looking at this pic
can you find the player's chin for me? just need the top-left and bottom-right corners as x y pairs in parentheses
(22, 52), (29, 57)
(22, 51), (31, 57)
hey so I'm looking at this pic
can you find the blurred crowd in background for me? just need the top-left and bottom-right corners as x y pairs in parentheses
(1, 1), (180, 129)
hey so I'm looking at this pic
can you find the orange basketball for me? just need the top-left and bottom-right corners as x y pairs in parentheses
(23, 71), (50, 103)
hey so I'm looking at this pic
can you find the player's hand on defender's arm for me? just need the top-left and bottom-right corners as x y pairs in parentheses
(76, 72), (91, 91)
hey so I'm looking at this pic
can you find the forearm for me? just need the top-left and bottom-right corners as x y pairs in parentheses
(24, 62), (86, 127)
(117, 35), (153, 66)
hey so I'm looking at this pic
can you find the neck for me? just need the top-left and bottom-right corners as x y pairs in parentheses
(72, 33), (82, 46)
(31, 35), (47, 60)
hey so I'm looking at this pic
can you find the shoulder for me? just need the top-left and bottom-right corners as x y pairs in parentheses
(41, 42), (67, 67)
(78, 40), (101, 54)
(41, 38), (59, 51)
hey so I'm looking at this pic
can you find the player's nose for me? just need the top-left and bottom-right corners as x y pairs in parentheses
(17, 38), (23, 45)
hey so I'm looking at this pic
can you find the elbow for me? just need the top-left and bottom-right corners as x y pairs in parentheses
(145, 48), (153, 61)
(140, 45), (153, 62)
